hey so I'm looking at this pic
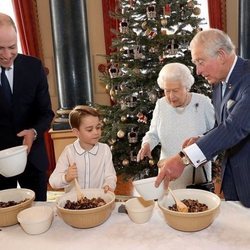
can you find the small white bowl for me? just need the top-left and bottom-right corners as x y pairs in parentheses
(132, 177), (165, 200)
(17, 206), (54, 235)
(0, 145), (28, 177)
(125, 197), (155, 224)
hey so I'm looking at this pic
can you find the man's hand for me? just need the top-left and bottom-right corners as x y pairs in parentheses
(17, 129), (36, 153)
(155, 154), (185, 189)
(137, 143), (152, 162)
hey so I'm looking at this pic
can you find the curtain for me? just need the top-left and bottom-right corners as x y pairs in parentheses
(12, 0), (55, 173)
(102, 0), (119, 55)
(207, 0), (226, 31)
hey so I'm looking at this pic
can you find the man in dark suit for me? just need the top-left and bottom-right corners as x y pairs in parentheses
(0, 13), (54, 201)
(155, 28), (250, 207)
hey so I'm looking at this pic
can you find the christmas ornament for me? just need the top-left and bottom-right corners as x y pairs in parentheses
(121, 116), (127, 122)
(130, 150), (137, 162)
(117, 130), (125, 138)
(141, 21), (147, 30)
(128, 128), (138, 143)
(109, 62), (120, 78)
(122, 159), (129, 166)
(145, 28), (157, 39)
(163, 4), (171, 16)
(119, 18), (129, 34)
(137, 112), (147, 123)
(149, 159), (155, 166)
(108, 138), (116, 145)
(125, 95), (137, 108)
(146, 5), (156, 19)
(187, 0), (195, 9)
(193, 7), (201, 16)
(161, 19), (168, 27)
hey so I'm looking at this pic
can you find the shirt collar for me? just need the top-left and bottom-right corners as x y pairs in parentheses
(73, 139), (99, 155)
(224, 55), (237, 84)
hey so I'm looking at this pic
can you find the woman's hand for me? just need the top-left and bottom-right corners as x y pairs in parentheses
(182, 136), (200, 149)
(137, 143), (152, 162)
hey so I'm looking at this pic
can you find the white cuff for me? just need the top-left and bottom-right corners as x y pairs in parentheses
(183, 143), (207, 168)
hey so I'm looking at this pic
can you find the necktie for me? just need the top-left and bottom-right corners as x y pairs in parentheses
(1, 67), (12, 104)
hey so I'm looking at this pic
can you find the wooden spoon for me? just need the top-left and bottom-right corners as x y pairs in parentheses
(168, 187), (188, 213)
(74, 178), (84, 202)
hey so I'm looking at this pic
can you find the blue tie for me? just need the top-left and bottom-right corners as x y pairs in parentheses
(1, 67), (12, 104)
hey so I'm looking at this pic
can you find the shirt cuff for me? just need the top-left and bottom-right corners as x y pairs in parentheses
(183, 143), (207, 168)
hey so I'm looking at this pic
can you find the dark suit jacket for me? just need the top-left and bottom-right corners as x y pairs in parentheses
(196, 57), (250, 207)
(0, 54), (54, 172)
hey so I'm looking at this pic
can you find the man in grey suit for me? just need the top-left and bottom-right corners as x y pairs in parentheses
(0, 13), (54, 201)
(155, 28), (250, 207)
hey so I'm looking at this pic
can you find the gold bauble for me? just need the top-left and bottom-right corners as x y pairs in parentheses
(193, 7), (201, 16)
(141, 21), (147, 30)
(121, 116), (127, 122)
(149, 159), (155, 166)
(161, 19), (168, 27)
(122, 159), (129, 166)
(117, 130), (125, 138)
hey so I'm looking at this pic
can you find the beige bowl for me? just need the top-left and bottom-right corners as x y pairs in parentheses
(17, 206), (54, 235)
(158, 188), (221, 232)
(133, 177), (165, 200)
(56, 188), (115, 228)
(0, 188), (35, 227)
(125, 197), (155, 224)
(0, 145), (28, 177)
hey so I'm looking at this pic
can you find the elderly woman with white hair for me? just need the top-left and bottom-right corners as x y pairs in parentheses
(137, 62), (215, 189)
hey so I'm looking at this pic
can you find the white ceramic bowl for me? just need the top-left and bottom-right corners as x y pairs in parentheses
(0, 188), (35, 227)
(158, 188), (221, 232)
(56, 188), (115, 228)
(133, 177), (165, 200)
(0, 145), (28, 177)
(17, 206), (54, 235)
(125, 197), (155, 224)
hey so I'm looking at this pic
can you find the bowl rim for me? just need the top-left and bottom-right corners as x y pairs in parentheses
(132, 176), (157, 185)
(0, 145), (28, 159)
(56, 188), (116, 213)
(125, 197), (155, 212)
(158, 188), (221, 215)
(0, 188), (35, 211)
(17, 206), (53, 224)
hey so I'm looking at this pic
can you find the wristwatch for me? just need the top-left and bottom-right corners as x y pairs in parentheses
(178, 151), (191, 166)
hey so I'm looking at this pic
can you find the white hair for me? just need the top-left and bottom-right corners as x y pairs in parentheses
(157, 63), (194, 90)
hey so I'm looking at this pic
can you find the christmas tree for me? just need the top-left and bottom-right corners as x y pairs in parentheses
(98, 0), (211, 181)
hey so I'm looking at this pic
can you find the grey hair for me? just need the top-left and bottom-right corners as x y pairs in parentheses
(189, 28), (235, 57)
(157, 63), (194, 90)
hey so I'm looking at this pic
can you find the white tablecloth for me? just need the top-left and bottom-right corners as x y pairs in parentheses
(1, 200), (250, 250)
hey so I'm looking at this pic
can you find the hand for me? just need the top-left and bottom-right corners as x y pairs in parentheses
(155, 154), (185, 189)
(17, 129), (36, 153)
(137, 143), (152, 162)
(65, 163), (78, 183)
(103, 185), (114, 193)
(182, 136), (199, 149)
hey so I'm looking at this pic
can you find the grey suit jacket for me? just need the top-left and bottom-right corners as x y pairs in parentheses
(197, 57), (250, 207)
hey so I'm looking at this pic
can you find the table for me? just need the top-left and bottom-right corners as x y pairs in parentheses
(1, 200), (250, 250)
